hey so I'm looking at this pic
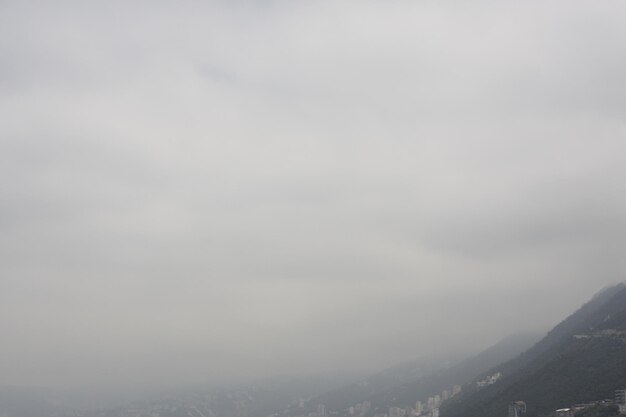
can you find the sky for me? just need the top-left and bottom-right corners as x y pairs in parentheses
(1, 0), (626, 392)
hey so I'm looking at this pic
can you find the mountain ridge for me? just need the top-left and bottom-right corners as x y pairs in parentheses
(441, 282), (626, 417)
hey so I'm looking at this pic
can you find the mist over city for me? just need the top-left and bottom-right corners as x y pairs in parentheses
(1, 1), (626, 417)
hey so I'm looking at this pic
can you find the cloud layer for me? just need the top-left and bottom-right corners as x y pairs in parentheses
(1, 0), (626, 389)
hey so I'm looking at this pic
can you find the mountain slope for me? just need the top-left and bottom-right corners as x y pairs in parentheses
(375, 332), (543, 409)
(288, 332), (542, 417)
(441, 283), (626, 417)
(288, 354), (461, 414)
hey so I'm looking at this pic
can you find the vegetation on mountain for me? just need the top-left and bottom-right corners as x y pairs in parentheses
(441, 283), (626, 417)
(574, 404), (619, 417)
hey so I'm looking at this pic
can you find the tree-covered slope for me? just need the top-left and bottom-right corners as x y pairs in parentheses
(441, 283), (626, 417)
(372, 332), (542, 409)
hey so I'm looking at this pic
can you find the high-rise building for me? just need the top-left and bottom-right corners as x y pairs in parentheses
(452, 385), (462, 396)
(442, 390), (450, 402)
(616, 390), (626, 414)
(434, 395), (441, 408)
(389, 406), (406, 417)
(508, 401), (527, 417)
(427, 397), (435, 410)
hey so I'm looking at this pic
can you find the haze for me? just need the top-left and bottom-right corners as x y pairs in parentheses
(1, 0), (626, 393)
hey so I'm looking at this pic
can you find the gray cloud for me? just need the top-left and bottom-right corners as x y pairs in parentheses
(1, 0), (626, 391)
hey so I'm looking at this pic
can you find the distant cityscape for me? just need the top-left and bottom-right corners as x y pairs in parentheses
(22, 376), (626, 417)
(506, 388), (626, 417)
(37, 383), (465, 417)
(281, 383), (463, 417)
(6, 284), (626, 417)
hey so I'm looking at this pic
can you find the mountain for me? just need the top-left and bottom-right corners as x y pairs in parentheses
(373, 332), (543, 410)
(441, 283), (626, 417)
(283, 354), (463, 415)
(287, 332), (542, 417)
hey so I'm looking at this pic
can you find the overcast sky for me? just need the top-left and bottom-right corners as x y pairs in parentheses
(1, 0), (626, 391)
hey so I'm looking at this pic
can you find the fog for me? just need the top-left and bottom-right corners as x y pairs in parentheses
(1, 0), (626, 393)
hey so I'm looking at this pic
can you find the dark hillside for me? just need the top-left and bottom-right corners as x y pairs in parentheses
(373, 332), (542, 409)
(441, 283), (626, 417)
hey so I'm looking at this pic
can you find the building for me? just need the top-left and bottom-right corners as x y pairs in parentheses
(442, 390), (450, 402)
(556, 409), (574, 417)
(427, 397), (435, 410)
(508, 401), (527, 417)
(389, 407), (406, 417)
(616, 389), (626, 414)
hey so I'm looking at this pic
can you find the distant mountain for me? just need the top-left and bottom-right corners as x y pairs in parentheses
(441, 283), (626, 417)
(372, 332), (543, 410)
(289, 332), (542, 417)
(284, 354), (462, 415)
